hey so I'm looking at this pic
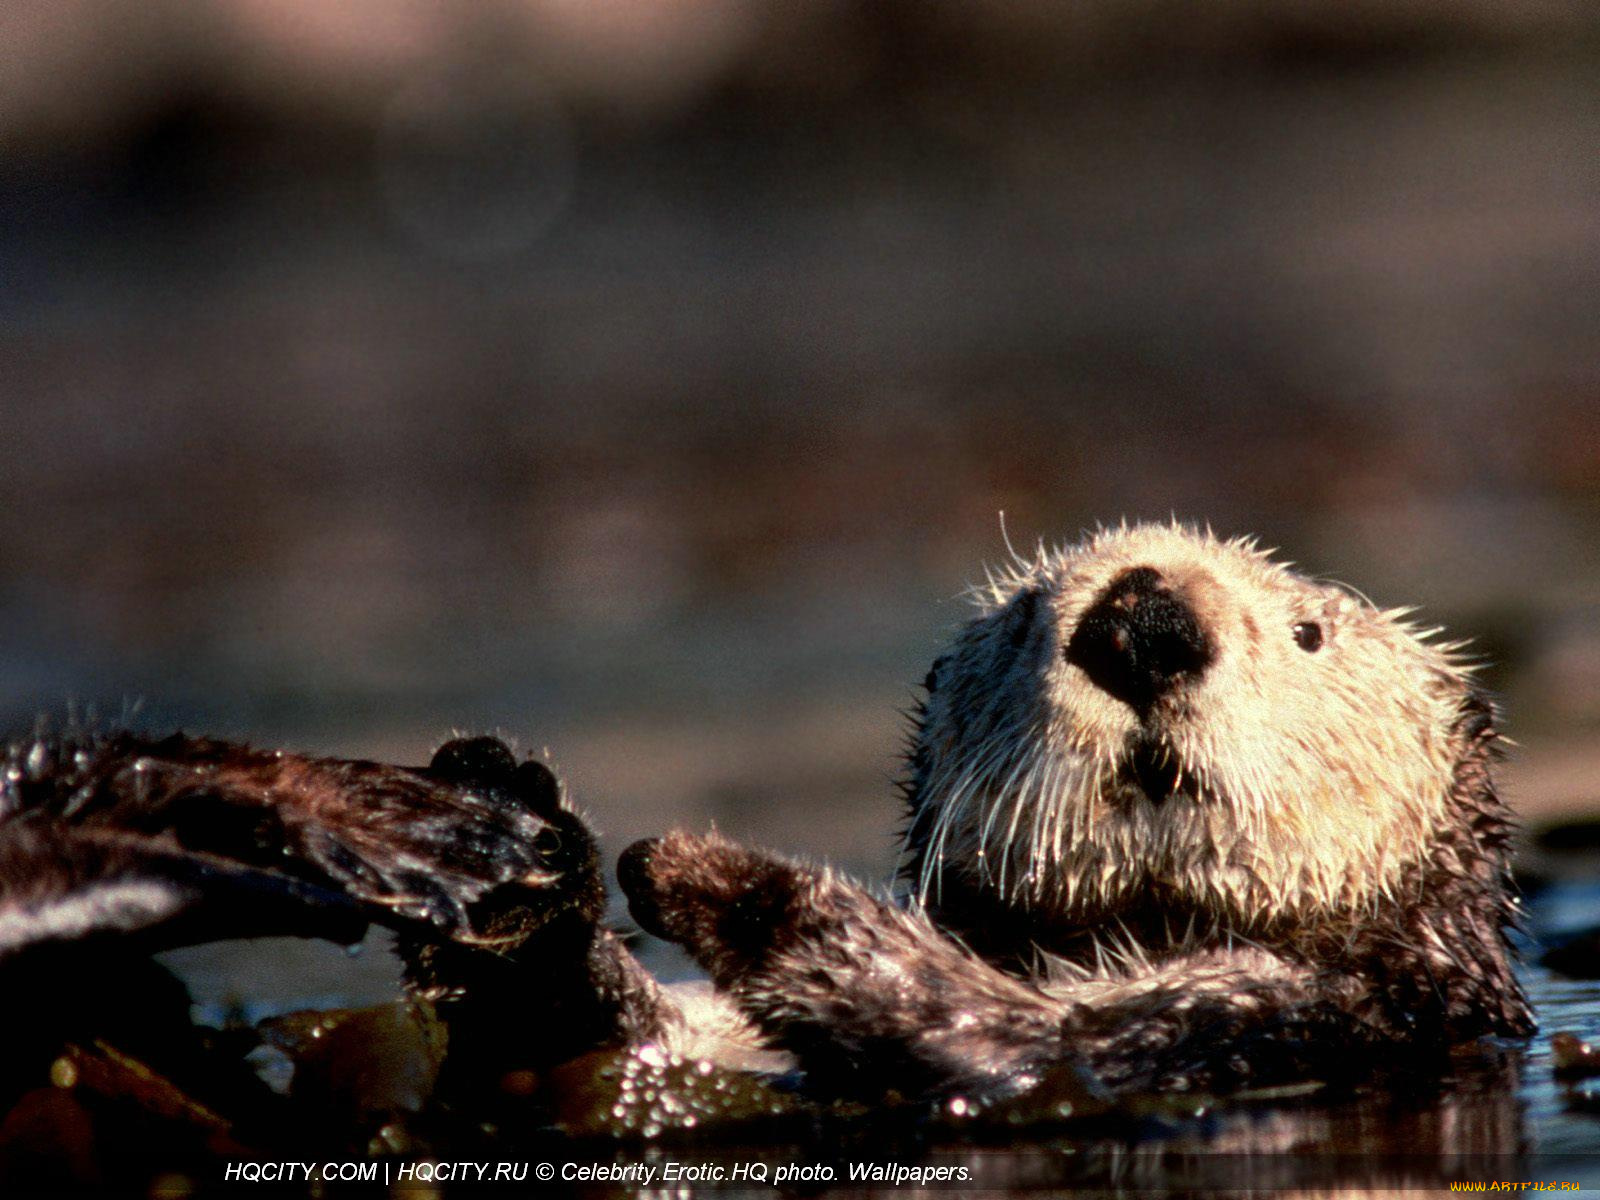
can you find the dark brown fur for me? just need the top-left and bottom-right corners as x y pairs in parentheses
(620, 715), (1532, 1099)
(0, 560), (1533, 1109)
(0, 730), (665, 1102)
(618, 530), (1535, 1101)
(897, 694), (1529, 1046)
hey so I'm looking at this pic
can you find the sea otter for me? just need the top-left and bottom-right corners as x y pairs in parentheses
(0, 523), (1536, 1116)
(618, 523), (1535, 1098)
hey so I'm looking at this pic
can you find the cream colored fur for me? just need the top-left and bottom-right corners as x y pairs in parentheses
(908, 521), (1475, 931)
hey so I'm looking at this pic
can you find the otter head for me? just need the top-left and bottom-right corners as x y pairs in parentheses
(903, 522), (1495, 944)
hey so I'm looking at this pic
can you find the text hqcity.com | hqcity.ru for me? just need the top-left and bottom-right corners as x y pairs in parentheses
(223, 1160), (973, 1185)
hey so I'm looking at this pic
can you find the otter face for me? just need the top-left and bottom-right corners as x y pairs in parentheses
(906, 523), (1481, 932)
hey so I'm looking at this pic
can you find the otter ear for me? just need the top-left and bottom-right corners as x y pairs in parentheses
(923, 654), (950, 694)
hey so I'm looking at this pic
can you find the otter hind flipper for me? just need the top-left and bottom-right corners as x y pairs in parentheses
(268, 739), (581, 938)
(0, 822), (371, 962)
(1, 731), (596, 955)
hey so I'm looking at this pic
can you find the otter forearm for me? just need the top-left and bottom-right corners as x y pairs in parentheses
(1043, 950), (1379, 1089)
(620, 831), (1068, 1096)
(621, 831), (1393, 1096)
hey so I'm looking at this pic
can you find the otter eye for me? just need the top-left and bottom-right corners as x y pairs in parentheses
(532, 828), (564, 859)
(1293, 621), (1324, 652)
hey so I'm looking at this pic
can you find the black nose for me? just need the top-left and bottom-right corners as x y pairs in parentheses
(1065, 567), (1213, 714)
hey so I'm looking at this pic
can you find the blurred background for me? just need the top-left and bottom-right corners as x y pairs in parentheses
(4, 0), (1599, 896)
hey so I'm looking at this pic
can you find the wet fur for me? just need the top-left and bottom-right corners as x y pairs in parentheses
(0, 730), (578, 953)
(0, 730), (667, 1094)
(621, 524), (1534, 1097)
(0, 523), (1535, 1105)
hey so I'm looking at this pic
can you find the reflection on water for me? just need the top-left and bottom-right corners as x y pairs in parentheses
(1521, 879), (1600, 1158)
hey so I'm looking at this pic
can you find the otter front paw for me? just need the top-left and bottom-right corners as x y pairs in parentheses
(617, 831), (810, 989)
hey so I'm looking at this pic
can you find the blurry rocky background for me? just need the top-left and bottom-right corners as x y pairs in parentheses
(4, 0), (1599, 908)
